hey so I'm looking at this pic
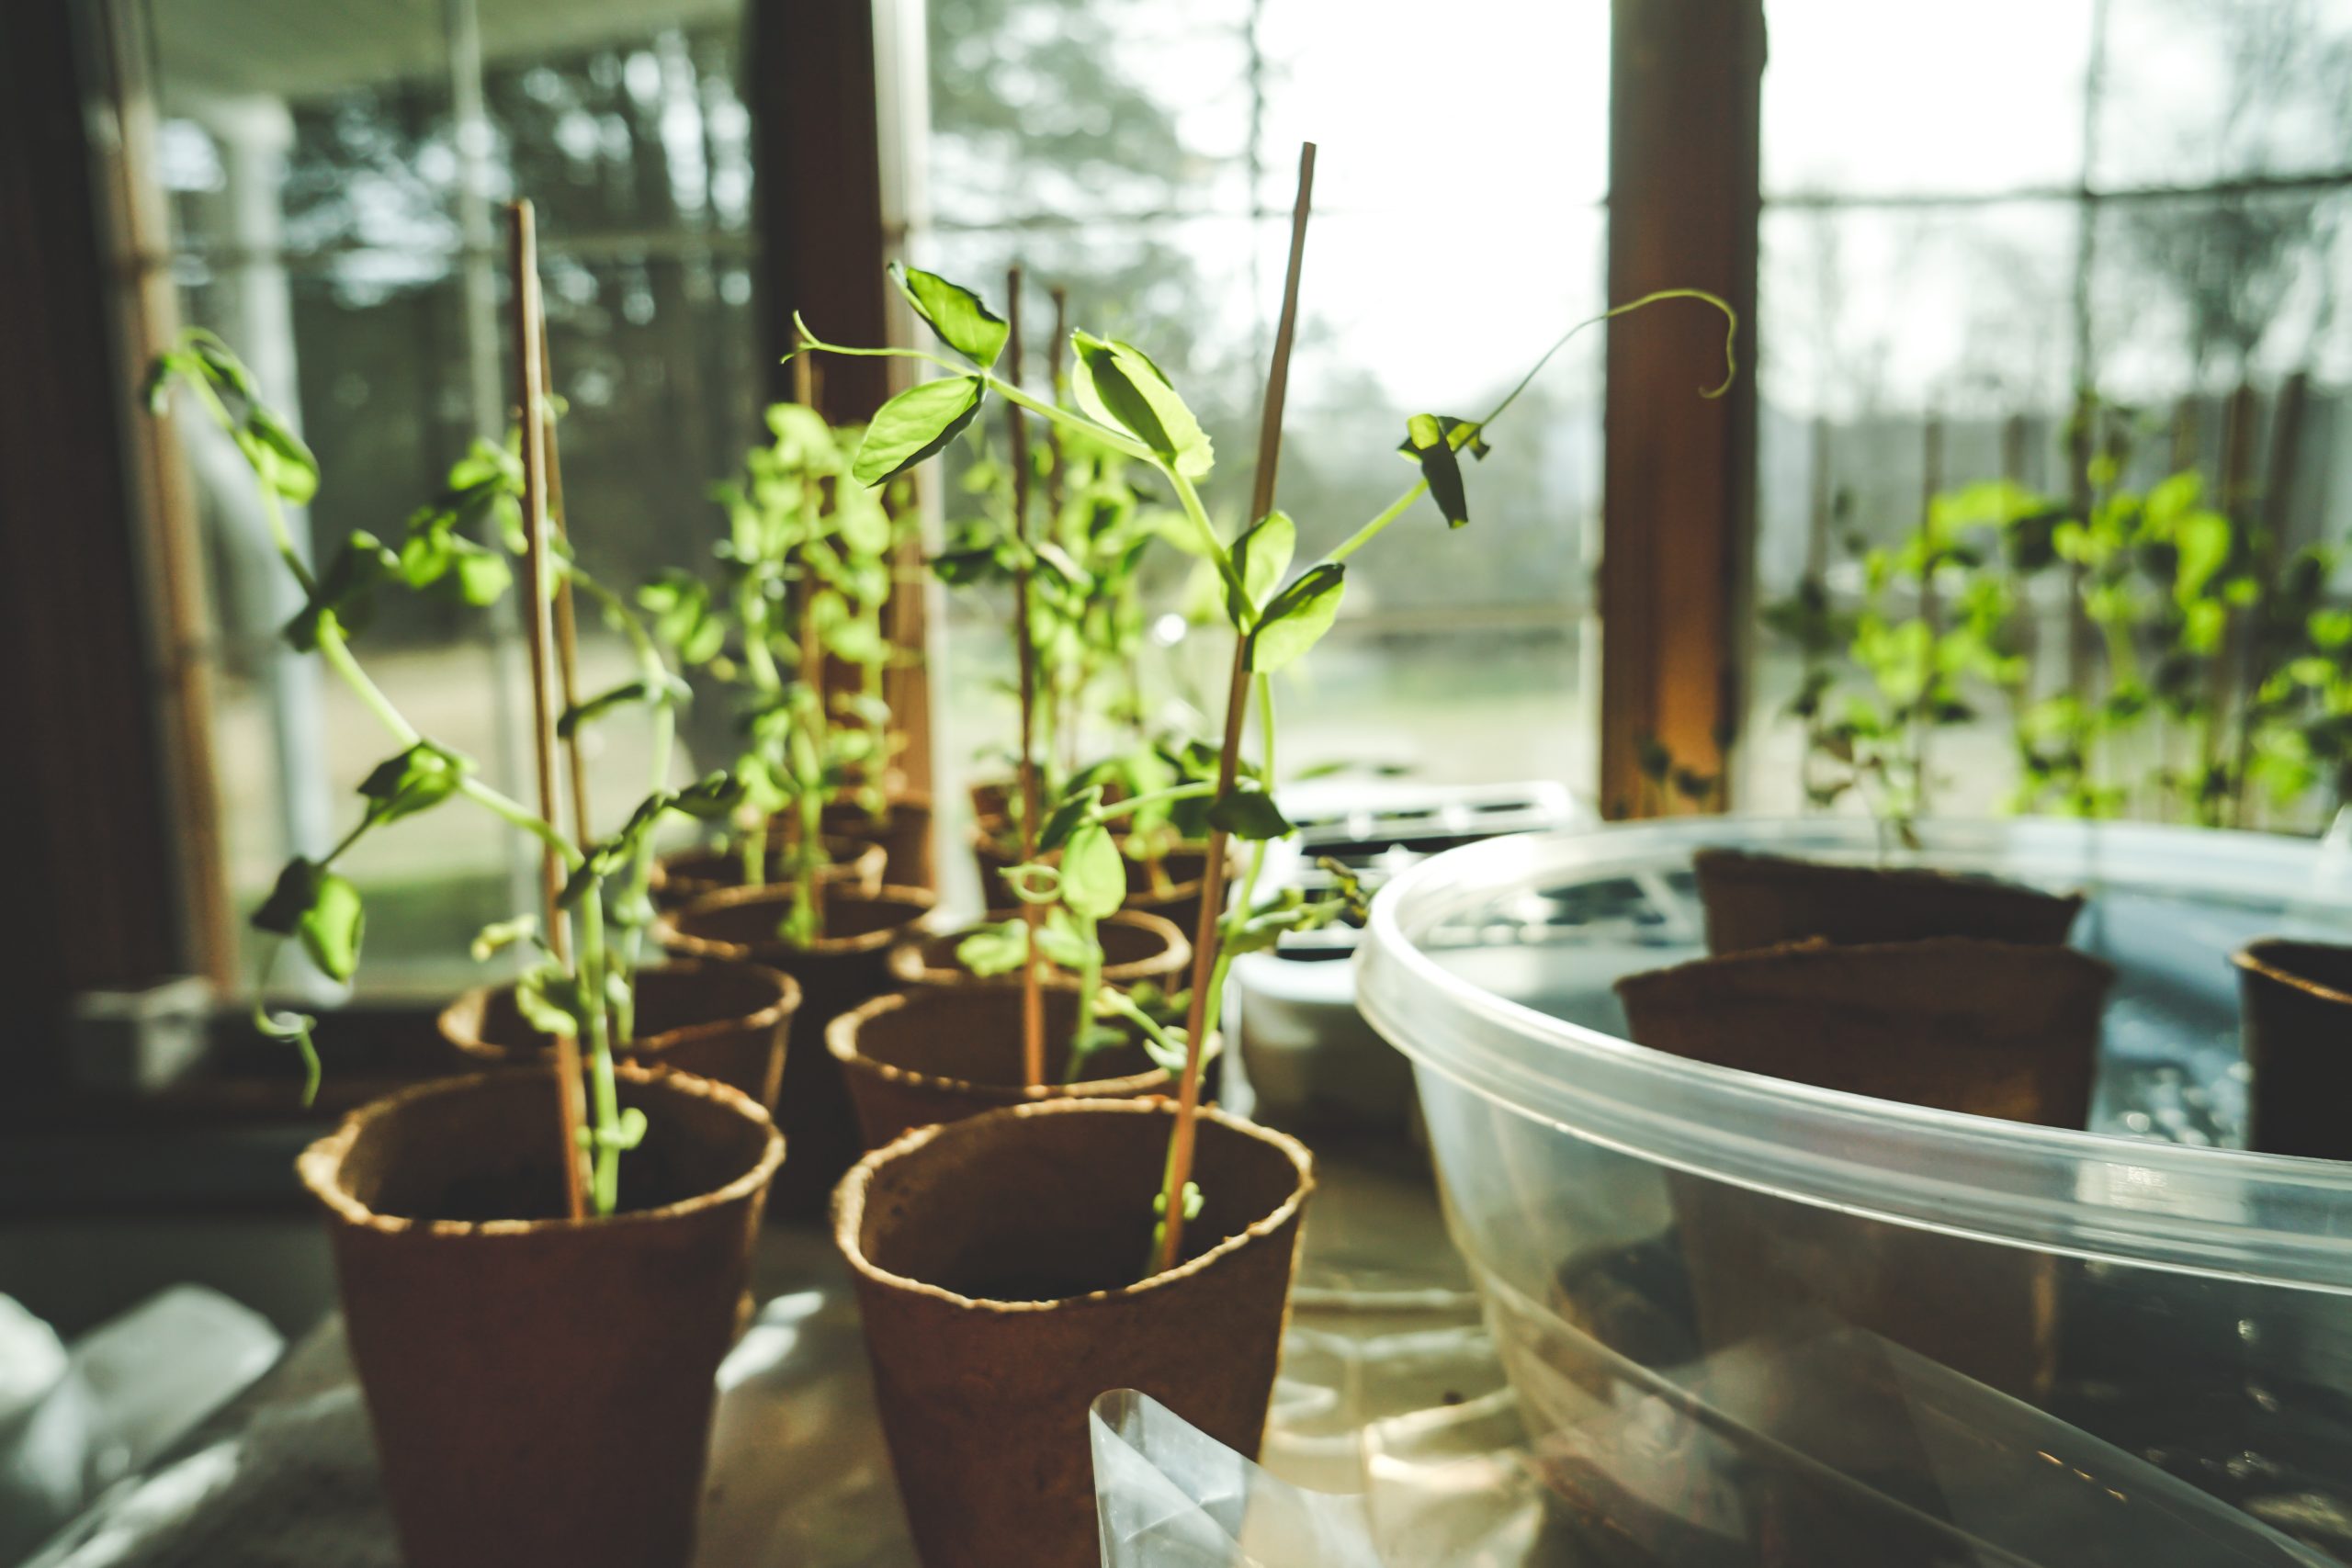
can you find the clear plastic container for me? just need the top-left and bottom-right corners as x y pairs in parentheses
(1358, 817), (2352, 1565)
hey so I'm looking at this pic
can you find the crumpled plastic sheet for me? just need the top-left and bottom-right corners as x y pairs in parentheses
(1089, 1288), (2341, 1568)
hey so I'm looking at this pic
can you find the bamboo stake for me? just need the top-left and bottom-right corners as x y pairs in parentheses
(1157, 141), (1315, 1277)
(508, 199), (589, 1224)
(1006, 267), (1047, 1088)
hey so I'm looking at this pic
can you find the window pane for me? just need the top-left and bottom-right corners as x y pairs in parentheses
(1762, 0), (2098, 198)
(2093, 0), (2352, 187)
(2089, 187), (2352, 397)
(919, 0), (1611, 798)
(147, 1), (757, 990)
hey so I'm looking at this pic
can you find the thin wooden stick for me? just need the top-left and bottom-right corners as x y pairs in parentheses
(509, 199), (589, 1224)
(1006, 267), (1047, 1088)
(1157, 141), (1315, 1277)
(539, 319), (594, 856)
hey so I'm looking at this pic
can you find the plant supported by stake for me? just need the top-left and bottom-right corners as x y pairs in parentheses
(150, 324), (738, 1219)
(650, 400), (917, 945)
(799, 150), (1735, 1275)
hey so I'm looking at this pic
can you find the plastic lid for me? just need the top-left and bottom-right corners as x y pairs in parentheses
(1358, 817), (2352, 1291)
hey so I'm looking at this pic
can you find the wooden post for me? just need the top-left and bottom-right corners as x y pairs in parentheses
(1600, 0), (1763, 818)
(508, 200), (589, 1223)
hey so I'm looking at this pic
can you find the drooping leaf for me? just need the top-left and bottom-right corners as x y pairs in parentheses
(253, 857), (325, 937)
(237, 407), (321, 503)
(299, 872), (365, 983)
(955, 919), (1030, 978)
(1249, 562), (1346, 672)
(889, 264), (1010, 369)
(851, 377), (985, 486)
(285, 532), (401, 650)
(1402, 413), (1473, 528)
(1207, 785), (1293, 841)
(358, 741), (471, 825)
(1060, 822), (1127, 920)
(1069, 333), (1212, 479)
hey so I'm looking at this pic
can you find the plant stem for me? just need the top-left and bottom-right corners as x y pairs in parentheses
(575, 885), (624, 1212)
(1006, 267), (1049, 1090)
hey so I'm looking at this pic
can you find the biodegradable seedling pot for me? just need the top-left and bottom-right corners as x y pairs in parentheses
(823, 790), (935, 891)
(1690, 847), (2085, 955)
(1119, 841), (1212, 942)
(970, 822), (1023, 907)
(887, 908), (1192, 992)
(649, 834), (885, 912)
(298, 1066), (782, 1568)
(440, 959), (799, 1109)
(1617, 936), (2114, 1402)
(659, 883), (936, 1216)
(2233, 937), (2352, 1160)
(1614, 936), (2114, 1124)
(829, 986), (1172, 1148)
(836, 1099), (1311, 1568)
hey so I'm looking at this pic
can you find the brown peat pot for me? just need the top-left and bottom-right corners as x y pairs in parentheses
(887, 907), (1192, 992)
(836, 1099), (1311, 1568)
(829, 986), (1172, 1148)
(1119, 841), (1212, 941)
(298, 1066), (782, 1568)
(1690, 847), (2085, 954)
(2233, 937), (2352, 1159)
(440, 959), (799, 1109)
(1616, 936), (2114, 1401)
(823, 790), (936, 891)
(649, 834), (885, 912)
(970, 822), (1023, 907)
(658, 883), (935, 1216)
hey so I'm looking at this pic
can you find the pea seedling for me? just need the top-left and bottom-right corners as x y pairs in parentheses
(797, 154), (1734, 1274)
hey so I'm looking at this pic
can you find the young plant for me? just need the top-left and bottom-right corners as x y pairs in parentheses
(799, 236), (1735, 1274)
(150, 330), (737, 1217)
(653, 403), (913, 944)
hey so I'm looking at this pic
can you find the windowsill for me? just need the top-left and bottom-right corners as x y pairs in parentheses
(4, 1002), (455, 1219)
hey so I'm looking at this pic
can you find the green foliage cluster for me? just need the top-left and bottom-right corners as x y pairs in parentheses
(1765, 399), (2349, 837)
(656, 405), (921, 944)
(151, 332), (735, 1216)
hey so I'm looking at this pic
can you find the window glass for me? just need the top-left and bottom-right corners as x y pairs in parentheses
(1747, 2), (2352, 827)
(917, 0), (1612, 795)
(143, 0), (759, 991)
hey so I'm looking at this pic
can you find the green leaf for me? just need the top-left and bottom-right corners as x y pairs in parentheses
(253, 857), (325, 937)
(1228, 511), (1295, 626)
(514, 965), (583, 1037)
(286, 532), (401, 650)
(1402, 413), (1473, 528)
(670, 771), (747, 821)
(299, 872), (365, 983)
(1070, 333), (1212, 479)
(1061, 823), (1126, 920)
(1207, 785), (1293, 841)
(558, 677), (688, 739)
(888, 264), (1010, 369)
(470, 914), (540, 964)
(358, 741), (470, 825)
(851, 377), (984, 487)
(1250, 562), (1346, 672)
(238, 408), (320, 503)
(955, 919), (1030, 977)
(1038, 785), (1103, 854)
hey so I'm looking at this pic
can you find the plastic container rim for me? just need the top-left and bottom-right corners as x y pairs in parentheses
(1359, 815), (2352, 1291)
